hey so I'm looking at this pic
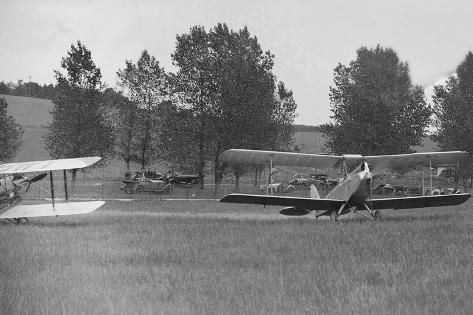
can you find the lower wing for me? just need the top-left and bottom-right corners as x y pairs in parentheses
(220, 194), (344, 211)
(370, 193), (471, 210)
(0, 201), (105, 219)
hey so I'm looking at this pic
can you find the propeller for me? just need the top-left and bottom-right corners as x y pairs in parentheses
(23, 173), (48, 194)
(29, 173), (48, 183)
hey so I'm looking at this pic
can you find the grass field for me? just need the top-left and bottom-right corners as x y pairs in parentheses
(1, 199), (473, 314)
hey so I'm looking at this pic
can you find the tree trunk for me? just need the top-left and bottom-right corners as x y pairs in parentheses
(198, 144), (205, 190)
(141, 116), (151, 171)
(234, 166), (240, 193)
(213, 151), (223, 197)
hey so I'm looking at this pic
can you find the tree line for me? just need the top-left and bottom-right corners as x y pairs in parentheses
(2, 25), (473, 190)
(0, 80), (56, 99)
(43, 24), (298, 190)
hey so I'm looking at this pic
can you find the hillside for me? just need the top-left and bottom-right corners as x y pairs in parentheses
(1, 94), (52, 161)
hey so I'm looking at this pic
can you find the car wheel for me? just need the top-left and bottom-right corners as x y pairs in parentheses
(136, 185), (144, 193)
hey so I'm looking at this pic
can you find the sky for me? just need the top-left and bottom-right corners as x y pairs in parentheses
(1, 0), (473, 125)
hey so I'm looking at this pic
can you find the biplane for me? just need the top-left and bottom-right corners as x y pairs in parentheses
(219, 149), (471, 221)
(0, 157), (105, 223)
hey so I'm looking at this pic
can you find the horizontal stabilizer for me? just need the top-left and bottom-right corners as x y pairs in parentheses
(0, 201), (105, 219)
(371, 193), (471, 210)
(220, 193), (344, 211)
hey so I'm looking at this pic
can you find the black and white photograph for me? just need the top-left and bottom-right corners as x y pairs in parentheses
(1, 0), (473, 313)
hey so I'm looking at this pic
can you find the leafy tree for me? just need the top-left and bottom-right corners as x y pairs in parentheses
(102, 88), (138, 170)
(323, 45), (431, 156)
(159, 102), (201, 173)
(172, 24), (297, 192)
(117, 50), (168, 170)
(432, 52), (473, 188)
(0, 98), (24, 162)
(172, 26), (218, 188)
(45, 41), (114, 187)
(0, 81), (9, 94)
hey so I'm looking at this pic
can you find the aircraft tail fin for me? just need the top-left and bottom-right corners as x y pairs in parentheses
(310, 184), (320, 199)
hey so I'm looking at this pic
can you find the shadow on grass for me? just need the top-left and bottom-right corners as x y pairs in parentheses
(0, 219), (116, 228)
(360, 213), (454, 223)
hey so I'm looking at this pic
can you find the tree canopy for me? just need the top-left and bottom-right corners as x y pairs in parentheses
(323, 45), (431, 155)
(169, 23), (297, 189)
(432, 52), (473, 181)
(117, 50), (169, 170)
(44, 41), (114, 184)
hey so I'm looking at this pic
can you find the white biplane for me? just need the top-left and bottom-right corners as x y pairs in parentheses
(219, 149), (471, 221)
(0, 157), (105, 223)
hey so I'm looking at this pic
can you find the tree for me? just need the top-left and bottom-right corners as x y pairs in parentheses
(117, 50), (168, 170)
(0, 98), (24, 162)
(432, 52), (473, 188)
(45, 41), (114, 187)
(323, 45), (431, 156)
(102, 88), (138, 170)
(172, 26), (218, 188)
(171, 24), (297, 192)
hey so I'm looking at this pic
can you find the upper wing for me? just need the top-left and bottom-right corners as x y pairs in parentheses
(219, 149), (342, 168)
(219, 149), (469, 170)
(220, 193), (345, 211)
(0, 157), (102, 174)
(0, 201), (105, 219)
(364, 151), (469, 171)
(370, 193), (471, 210)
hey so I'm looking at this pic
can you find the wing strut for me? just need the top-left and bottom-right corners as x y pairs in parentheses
(421, 163), (425, 196)
(49, 171), (55, 210)
(63, 170), (68, 202)
(429, 155), (433, 196)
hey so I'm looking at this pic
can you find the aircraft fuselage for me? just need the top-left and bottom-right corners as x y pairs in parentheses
(325, 162), (373, 210)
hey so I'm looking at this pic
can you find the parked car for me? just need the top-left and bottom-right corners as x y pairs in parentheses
(308, 173), (328, 181)
(323, 178), (339, 187)
(121, 178), (168, 194)
(289, 177), (320, 187)
(135, 178), (166, 193)
(169, 175), (200, 185)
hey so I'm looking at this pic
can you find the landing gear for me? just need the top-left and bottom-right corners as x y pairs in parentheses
(350, 204), (380, 221)
(373, 210), (380, 221)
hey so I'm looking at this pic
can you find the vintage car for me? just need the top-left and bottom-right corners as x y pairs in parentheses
(121, 178), (169, 194)
(168, 175), (200, 185)
(289, 177), (320, 187)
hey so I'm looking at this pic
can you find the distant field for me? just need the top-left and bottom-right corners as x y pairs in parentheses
(1, 94), (52, 161)
(1, 199), (473, 314)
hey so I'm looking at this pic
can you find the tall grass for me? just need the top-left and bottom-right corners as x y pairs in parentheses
(1, 200), (473, 314)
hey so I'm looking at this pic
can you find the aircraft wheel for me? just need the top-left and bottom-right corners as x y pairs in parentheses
(373, 211), (380, 221)
(330, 211), (338, 222)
